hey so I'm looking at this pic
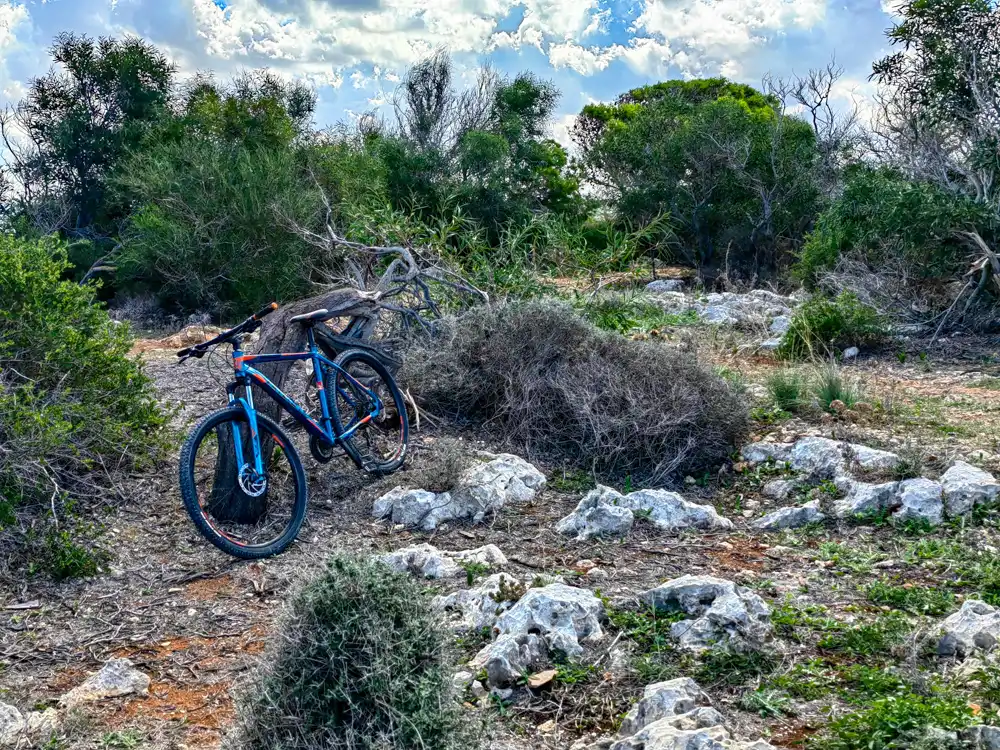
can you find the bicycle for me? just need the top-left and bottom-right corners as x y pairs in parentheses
(176, 302), (409, 559)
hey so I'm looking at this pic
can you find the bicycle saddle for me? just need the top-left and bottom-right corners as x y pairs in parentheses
(289, 308), (330, 324)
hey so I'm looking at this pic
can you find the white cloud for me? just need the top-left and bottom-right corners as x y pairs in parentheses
(631, 0), (827, 76)
(548, 42), (624, 75)
(0, 1), (30, 100)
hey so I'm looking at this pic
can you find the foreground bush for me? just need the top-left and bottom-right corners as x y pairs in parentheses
(778, 292), (888, 360)
(403, 300), (748, 485)
(231, 556), (472, 750)
(0, 236), (166, 537)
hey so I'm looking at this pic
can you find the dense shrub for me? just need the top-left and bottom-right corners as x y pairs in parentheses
(778, 292), (889, 360)
(115, 139), (324, 317)
(403, 300), (748, 485)
(230, 555), (473, 750)
(796, 166), (997, 287)
(0, 235), (166, 527)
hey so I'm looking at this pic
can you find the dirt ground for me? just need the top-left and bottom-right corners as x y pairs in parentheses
(3, 327), (1000, 749)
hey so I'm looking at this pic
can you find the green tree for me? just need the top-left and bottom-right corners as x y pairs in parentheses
(2, 33), (174, 233)
(576, 78), (820, 277)
(873, 0), (1000, 210)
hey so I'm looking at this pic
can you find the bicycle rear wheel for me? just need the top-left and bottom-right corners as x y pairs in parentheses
(179, 407), (307, 559)
(326, 349), (409, 475)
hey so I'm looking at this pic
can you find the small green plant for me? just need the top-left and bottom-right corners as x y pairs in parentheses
(695, 647), (777, 687)
(738, 688), (794, 718)
(459, 561), (491, 586)
(818, 613), (910, 658)
(100, 730), (144, 749)
(549, 469), (595, 494)
(865, 580), (954, 616)
(230, 556), (475, 750)
(767, 659), (835, 701)
(492, 575), (528, 604)
(767, 369), (807, 413)
(807, 692), (977, 750)
(837, 665), (906, 703)
(771, 600), (843, 640)
(897, 351), (908, 365)
(779, 292), (888, 360)
(43, 530), (104, 581)
(812, 363), (864, 412)
(553, 660), (599, 685)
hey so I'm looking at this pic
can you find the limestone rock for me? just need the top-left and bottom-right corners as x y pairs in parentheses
(938, 600), (1000, 658)
(647, 280), (686, 294)
(434, 573), (522, 632)
(752, 500), (825, 530)
(556, 486), (731, 540)
(470, 633), (548, 688)
(381, 543), (507, 579)
(941, 461), (1000, 517)
(893, 478), (944, 526)
(494, 583), (605, 657)
(762, 480), (797, 501)
(833, 480), (900, 519)
(61, 658), (150, 708)
(769, 316), (791, 336)
(620, 490), (732, 532)
(0, 703), (25, 748)
(609, 722), (730, 750)
(640, 575), (772, 651)
(618, 677), (712, 737)
(556, 486), (634, 540)
(372, 454), (545, 530)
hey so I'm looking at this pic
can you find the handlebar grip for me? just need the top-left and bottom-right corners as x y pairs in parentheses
(253, 302), (279, 321)
(177, 347), (193, 358)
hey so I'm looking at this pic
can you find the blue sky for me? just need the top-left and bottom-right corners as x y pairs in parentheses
(0, 0), (897, 146)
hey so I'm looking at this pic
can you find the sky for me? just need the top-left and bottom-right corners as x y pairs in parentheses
(0, 0), (899, 147)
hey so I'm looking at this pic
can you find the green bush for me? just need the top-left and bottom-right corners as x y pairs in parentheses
(403, 299), (749, 485)
(230, 555), (474, 750)
(766, 369), (806, 412)
(778, 292), (888, 360)
(0, 235), (166, 543)
(115, 140), (324, 317)
(808, 692), (977, 750)
(796, 166), (997, 287)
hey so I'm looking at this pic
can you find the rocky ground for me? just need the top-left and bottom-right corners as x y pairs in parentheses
(3, 300), (1000, 750)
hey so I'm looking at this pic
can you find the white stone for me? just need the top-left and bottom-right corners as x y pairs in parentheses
(381, 543), (507, 579)
(762, 480), (797, 501)
(620, 490), (733, 532)
(640, 575), (772, 652)
(647, 280), (686, 294)
(470, 633), (548, 688)
(740, 442), (793, 465)
(769, 316), (791, 335)
(618, 678), (712, 737)
(434, 573), (522, 632)
(893, 478), (944, 526)
(556, 486), (634, 540)
(452, 671), (474, 691)
(610, 721), (730, 750)
(846, 444), (901, 472)
(842, 347), (860, 361)
(833, 481), (900, 518)
(0, 703), (25, 748)
(938, 600), (1000, 658)
(61, 658), (150, 708)
(556, 486), (731, 540)
(941, 461), (1000, 517)
(372, 454), (546, 530)
(494, 584), (605, 657)
(753, 500), (825, 530)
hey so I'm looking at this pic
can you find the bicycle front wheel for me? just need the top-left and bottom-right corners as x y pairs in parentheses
(326, 349), (409, 475)
(179, 407), (307, 559)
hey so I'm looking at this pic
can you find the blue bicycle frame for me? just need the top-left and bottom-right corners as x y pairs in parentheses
(225, 326), (382, 476)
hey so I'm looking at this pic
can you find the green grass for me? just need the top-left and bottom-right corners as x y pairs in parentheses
(738, 688), (795, 718)
(694, 647), (777, 687)
(767, 659), (836, 701)
(971, 377), (1000, 390)
(813, 363), (864, 412)
(578, 294), (699, 335)
(865, 580), (955, 616)
(807, 692), (977, 750)
(817, 613), (910, 658)
(767, 369), (807, 412)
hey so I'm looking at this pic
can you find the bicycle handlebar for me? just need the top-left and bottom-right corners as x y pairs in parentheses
(177, 302), (279, 362)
